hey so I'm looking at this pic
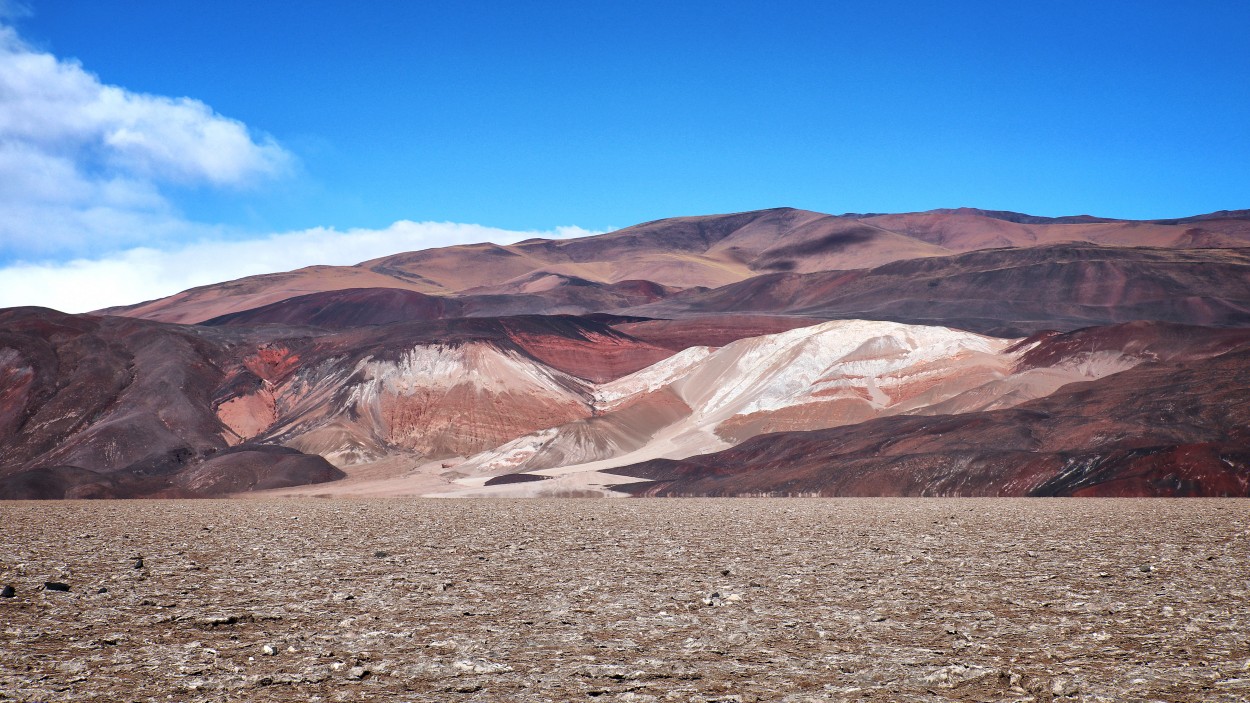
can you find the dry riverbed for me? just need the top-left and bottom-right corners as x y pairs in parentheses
(1, 498), (1248, 702)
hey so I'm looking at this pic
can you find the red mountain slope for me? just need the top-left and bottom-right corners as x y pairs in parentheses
(0, 308), (344, 498)
(607, 324), (1250, 497)
(0, 309), (677, 498)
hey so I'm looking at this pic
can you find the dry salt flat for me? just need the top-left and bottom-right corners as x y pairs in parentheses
(1, 498), (1248, 702)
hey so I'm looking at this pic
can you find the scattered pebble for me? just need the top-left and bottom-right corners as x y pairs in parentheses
(453, 658), (512, 674)
(346, 666), (369, 680)
(1052, 676), (1081, 697)
(701, 591), (742, 607)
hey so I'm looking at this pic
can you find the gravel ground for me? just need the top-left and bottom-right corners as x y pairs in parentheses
(1, 498), (1248, 702)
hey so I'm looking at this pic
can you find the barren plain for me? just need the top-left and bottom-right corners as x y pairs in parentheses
(1, 499), (1247, 702)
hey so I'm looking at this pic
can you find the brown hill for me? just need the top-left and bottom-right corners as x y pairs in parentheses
(627, 244), (1250, 336)
(201, 278), (679, 329)
(98, 208), (1250, 324)
(607, 323), (1250, 497)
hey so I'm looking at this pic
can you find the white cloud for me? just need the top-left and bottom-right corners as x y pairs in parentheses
(0, 23), (290, 257)
(0, 22), (604, 317)
(0, 221), (602, 313)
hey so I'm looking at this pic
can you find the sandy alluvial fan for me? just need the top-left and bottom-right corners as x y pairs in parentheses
(3, 207), (1250, 498)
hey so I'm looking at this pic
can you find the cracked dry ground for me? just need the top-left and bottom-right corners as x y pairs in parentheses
(2, 499), (1248, 702)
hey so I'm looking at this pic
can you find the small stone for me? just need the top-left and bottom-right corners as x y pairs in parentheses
(1051, 677), (1079, 697)
(0, 585), (14, 598)
(373, 550), (389, 558)
(1139, 564), (1153, 573)
(133, 558), (144, 569)
(262, 644), (277, 656)
(43, 581), (70, 592)
(453, 658), (512, 674)
(346, 666), (369, 680)
(97, 587), (108, 594)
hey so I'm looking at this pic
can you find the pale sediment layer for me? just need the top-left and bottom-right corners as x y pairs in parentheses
(1, 498), (1247, 701)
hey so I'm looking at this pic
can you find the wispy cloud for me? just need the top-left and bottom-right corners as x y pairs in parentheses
(0, 221), (601, 313)
(0, 20), (602, 316)
(0, 22), (290, 258)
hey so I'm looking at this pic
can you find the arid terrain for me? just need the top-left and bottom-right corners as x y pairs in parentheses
(2, 498), (1248, 702)
(4, 207), (1250, 500)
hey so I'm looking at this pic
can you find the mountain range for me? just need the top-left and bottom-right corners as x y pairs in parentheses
(3, 207), (1249, 498)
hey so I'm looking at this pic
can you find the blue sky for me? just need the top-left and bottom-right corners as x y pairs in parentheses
(1, 1), (1248, 310)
